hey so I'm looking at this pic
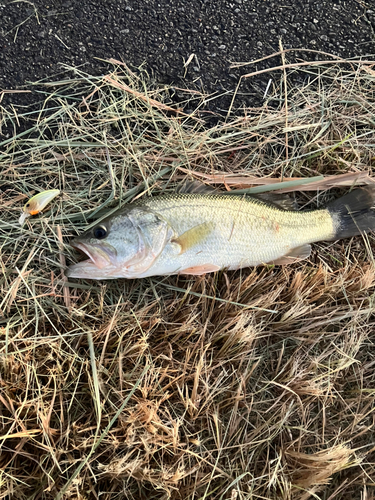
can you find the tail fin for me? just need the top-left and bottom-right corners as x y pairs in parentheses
(327, 185), (375, 240)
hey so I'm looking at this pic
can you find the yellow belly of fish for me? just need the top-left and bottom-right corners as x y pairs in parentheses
(136, 195), (335, 277)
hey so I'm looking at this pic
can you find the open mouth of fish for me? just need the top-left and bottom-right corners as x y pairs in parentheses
(66, 241), (119, 279)
(71, 242), (112, 269)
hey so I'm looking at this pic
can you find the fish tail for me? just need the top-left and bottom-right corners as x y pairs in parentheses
(327, 185), (375, 240)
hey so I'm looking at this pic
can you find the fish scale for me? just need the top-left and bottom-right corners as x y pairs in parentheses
(136, 194), (335, 276)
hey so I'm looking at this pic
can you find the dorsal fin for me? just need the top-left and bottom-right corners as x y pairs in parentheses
(177, 181), (299, 211)
(251, 192), (298, 211)
(177, 180), (217, 195)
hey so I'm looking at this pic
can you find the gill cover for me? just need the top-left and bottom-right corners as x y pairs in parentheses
(123, 207), (173, 276)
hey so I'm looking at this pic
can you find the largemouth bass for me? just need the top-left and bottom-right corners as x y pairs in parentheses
(66, 186), (375, 280)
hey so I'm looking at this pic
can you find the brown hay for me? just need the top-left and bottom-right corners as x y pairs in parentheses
(1, 56), (375, 499)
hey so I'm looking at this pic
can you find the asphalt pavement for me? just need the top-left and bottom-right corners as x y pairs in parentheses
(0, 0), (375, 111)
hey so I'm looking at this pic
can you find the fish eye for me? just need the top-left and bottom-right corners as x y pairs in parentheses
(93, 225), (108, 239)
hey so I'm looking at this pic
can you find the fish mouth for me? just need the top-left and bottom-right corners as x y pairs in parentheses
(70, 240), (117, 269)
(66, 260), (120, 279)
(66, 240), (119, 279)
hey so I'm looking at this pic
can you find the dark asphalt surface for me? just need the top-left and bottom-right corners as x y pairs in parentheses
(0, 0), (375, 111)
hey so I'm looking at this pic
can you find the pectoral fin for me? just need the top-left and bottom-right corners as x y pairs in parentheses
(180, 264), (220, 275)
(270, 244), (311, 265)
(172, 222), (213, 254)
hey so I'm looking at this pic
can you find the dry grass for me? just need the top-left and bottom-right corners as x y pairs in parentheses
(1, 55), (375, 499)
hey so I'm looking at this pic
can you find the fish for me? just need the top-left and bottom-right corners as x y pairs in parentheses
(66, 185), (375, 280)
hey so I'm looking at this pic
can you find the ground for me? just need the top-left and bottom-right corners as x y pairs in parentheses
(1, 2), (375, 500)
(1, 0), (375, 112)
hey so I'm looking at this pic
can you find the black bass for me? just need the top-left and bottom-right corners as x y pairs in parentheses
(66, 186), (375, 280)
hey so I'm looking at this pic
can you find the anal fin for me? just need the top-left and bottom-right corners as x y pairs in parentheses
(270, 244), (311, 265)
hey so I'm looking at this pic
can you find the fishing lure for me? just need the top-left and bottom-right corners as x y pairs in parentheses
(19, 189), (60, 225)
